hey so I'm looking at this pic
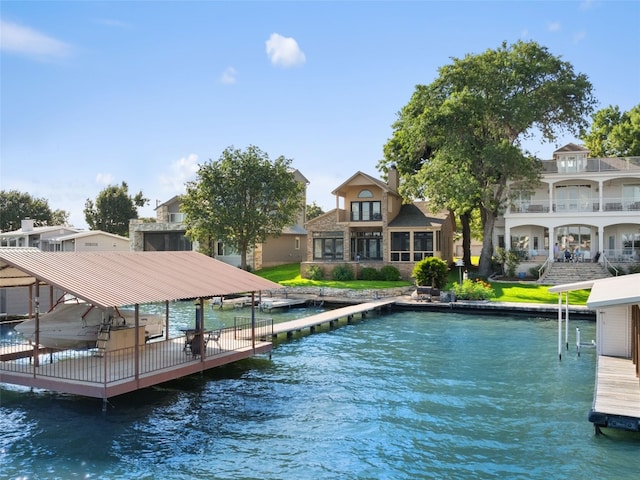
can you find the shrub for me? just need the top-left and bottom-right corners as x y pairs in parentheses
(380, 265), (401, 281)
(306, 264), (324, 280)
(332, 264), (354, 281)
(360, 267), (381, 281)
(412, 257), (448, 289)
(452, 278), (495, 300)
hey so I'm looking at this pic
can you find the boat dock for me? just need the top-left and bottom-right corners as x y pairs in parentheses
(589, 355), (640, 432)
(258, 297), (308, 311)
(271, 298), (397, 339)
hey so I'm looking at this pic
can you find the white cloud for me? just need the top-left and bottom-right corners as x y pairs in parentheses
(265, 33), (306, 68)
(159, 153), (199, 194)
(573, 31), (587, 43)
(95, 173), (115, 185)
(220, 66), (238, 84)
(547, 21), (561, 33)
(0, 19), (71, 59)
(580, 0), (596, 10)
(94, 18), (131, 29)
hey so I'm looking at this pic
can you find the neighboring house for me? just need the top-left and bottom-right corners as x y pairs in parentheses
(129, 196), (193, 252)
(47, 230), (130, 252)
(0, 219), (80, 250)
(302, 167), (454, 280)
(129, 170), (309, 270)
(496, 143), (640, 267)
(0, 221), (129, 316)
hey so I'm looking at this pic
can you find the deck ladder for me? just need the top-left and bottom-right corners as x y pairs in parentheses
(94, 323), (111, 357)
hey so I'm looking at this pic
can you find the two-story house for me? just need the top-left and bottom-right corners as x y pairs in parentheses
(129, 169), (309, 270)
(303, 167), (454, 280)
(496, 143), (640, 268)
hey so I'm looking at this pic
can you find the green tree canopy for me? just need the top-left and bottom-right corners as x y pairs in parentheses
(582, 104), (640, 157)
(306, 201), (325, 221)
(182, 145), (305, 269)
(84, 182), (148, 236)
(379, 40), (596, 277)
(0, 190), (69, 232)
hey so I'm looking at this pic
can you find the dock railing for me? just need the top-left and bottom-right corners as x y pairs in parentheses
(0, 320), (274, 386)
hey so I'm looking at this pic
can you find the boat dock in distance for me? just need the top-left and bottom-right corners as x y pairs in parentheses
(270, 298), (397, 339)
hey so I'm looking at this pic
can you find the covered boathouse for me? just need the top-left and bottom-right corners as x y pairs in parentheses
(549, 273), (640, 433)
(0, 250), (280, 406)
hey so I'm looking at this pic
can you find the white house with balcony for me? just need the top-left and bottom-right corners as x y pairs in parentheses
(495, 143), (640, 269)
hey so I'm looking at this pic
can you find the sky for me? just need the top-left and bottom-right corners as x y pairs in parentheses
(1, 1), (639, 229)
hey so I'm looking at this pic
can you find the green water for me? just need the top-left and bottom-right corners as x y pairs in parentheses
(1, 308), (639, 479)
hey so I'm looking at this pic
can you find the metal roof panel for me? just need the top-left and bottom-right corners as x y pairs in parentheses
(0, 250), (281, 308)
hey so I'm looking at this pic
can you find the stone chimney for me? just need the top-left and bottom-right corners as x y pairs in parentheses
(388, 165), (399, 192)
(21, 218), (34, 232)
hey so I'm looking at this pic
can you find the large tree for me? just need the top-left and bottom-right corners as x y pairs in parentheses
(0, 190), (69, 232)
(84, 182), (148, 236)
(182, 145), (304, 270)
(582, 104), (640, 157)
(379, 40), (596, 277)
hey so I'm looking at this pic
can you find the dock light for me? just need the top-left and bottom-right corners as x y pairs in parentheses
(455, 259), (465, 285)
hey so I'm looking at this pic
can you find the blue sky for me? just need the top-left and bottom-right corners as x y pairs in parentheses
(1, 1), (639, 229)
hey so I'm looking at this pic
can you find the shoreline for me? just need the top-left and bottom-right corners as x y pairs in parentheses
(270, 286), (596, 320)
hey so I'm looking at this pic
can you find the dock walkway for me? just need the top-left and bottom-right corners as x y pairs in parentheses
(589, 355), (640, 432)
(271, 298), (397, 338)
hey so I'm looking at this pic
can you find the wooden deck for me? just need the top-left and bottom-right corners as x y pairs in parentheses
(271, 298), (397, 338)
(0, 325), (272, 401)
(589, 355), (640, 431)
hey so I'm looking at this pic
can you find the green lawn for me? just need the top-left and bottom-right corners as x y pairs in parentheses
(254, 263), (590, 306)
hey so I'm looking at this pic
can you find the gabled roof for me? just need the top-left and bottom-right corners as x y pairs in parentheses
(388, 203), (447, 228)
(553, 143), (589, 154)
(0, 250), (280, 308)
(155, 195), (182, 210)
(1, 225), (80, 236)
(282, 224), (307, 235)
(48, 230), (129, 242)
(331, 171), (398, 197)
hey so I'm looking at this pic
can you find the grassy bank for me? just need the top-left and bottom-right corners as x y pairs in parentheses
(254, 263), (590, 306)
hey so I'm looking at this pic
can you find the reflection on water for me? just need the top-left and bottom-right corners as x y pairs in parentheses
(1, 306), (639, 479)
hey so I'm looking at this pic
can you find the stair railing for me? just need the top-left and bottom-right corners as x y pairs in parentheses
(537, 257), (551, 280)
(601, 253), (619, 276)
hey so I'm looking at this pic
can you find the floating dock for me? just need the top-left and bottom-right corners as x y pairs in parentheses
(589, 355), (640, 432)
(258, 297), (308, 311)
(271, 298), (397, 339)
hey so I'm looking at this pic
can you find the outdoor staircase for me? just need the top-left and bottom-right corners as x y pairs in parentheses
(538, 261), (612, 285)
(94, 323), (111, 357)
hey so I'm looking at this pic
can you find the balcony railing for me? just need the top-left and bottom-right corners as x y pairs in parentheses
(541, 156), (640, 174)
(510, 198), (640, 214)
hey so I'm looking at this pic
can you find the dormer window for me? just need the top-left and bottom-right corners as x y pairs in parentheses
(358, 189), (374, 198)
(557, 154), (587, 173)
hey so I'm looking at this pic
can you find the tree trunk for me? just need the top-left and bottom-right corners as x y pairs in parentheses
(478, 206), (497, 278)
(459, 211), (472, 268)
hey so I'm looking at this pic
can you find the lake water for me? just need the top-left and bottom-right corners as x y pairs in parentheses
(1, 305), (639, 479)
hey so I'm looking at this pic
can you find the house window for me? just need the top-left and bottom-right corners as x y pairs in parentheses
(295, 237), (300, 250)
(351, 201), (381, 221)
(312, 232), (344, 260)
(623, 184), (640, 209)
(351, 231), (382, 261)
(555, 185), (592, 212)
(391, 232), (410, 261)
(358, 189), (374, 198)
(413, 231), (434, 261)
(144, 232), (192, 251)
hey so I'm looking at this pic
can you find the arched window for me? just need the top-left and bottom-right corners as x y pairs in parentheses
(358, 189), (373, 198)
